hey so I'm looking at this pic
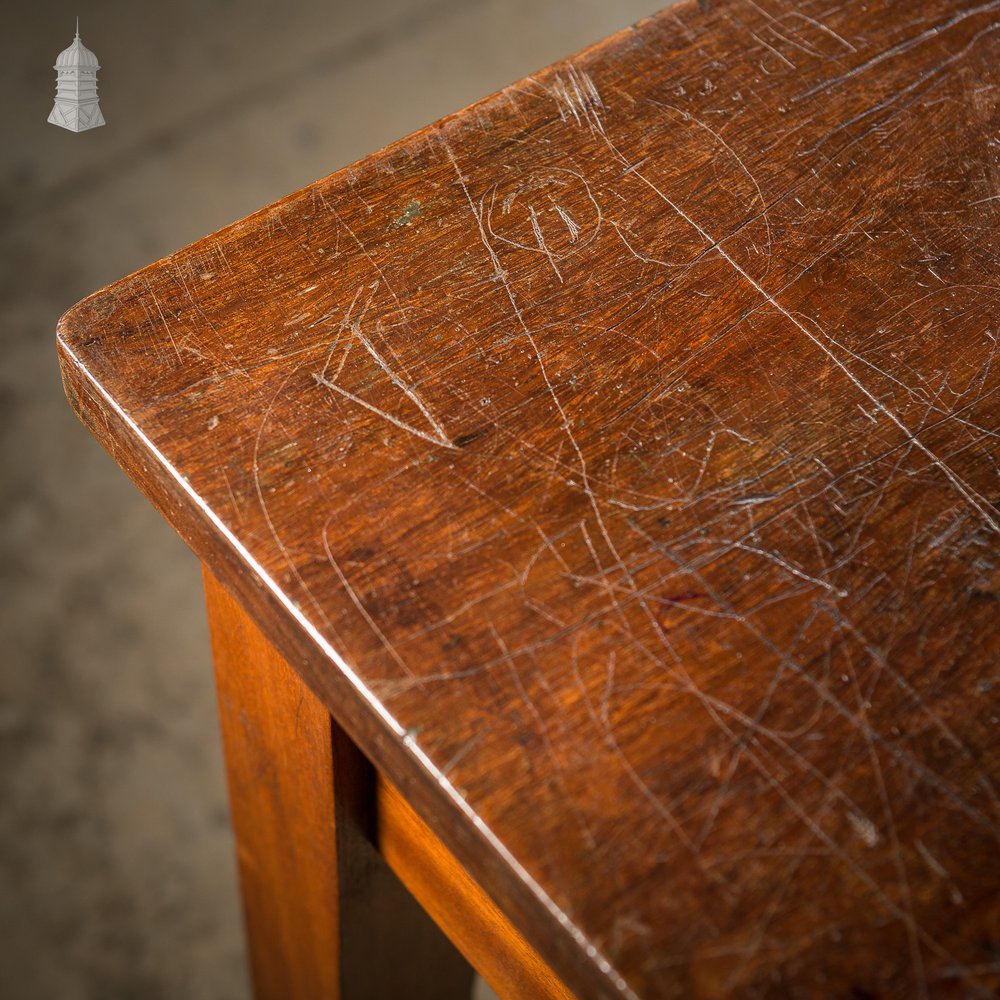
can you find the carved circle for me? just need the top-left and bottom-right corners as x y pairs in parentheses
(485, 167), (601, 261)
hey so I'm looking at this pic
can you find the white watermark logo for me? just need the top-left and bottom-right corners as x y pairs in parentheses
(48, 18), (105, 132)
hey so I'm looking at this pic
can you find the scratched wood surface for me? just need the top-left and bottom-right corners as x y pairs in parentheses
(58, 0), (1000, 996)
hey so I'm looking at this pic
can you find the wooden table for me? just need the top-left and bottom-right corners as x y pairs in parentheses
(58, 1), (1000, 996)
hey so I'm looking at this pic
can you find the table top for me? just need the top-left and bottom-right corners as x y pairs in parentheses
(58, 1), (1000, 996)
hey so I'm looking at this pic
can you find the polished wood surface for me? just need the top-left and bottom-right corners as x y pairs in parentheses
(204, 569), (472, 1000)
(59, 0), (1000, 995)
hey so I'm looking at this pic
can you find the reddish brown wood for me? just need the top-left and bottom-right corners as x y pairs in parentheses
(206, 566), (346, 999)
(375, 775), (573, 1000)
(204, 568), (472, 1000)
(60, 1), (1000, 996)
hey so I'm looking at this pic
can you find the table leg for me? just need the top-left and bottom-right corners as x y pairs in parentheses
(203, 568), (474, 1000)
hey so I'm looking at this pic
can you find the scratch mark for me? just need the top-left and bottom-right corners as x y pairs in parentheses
(788, 11), (858, 52)
(143, 281), (182, 361)
(843, 650), (927, 998)
(554, 203), (580, 242)
(441, 732), (485, 775)
(794, 1), (1000, 102)
(649, 101), (774, 270)
(572, 648), (694, 850)
(313, 368), (457, 449)
(355, 325), (452, 443)
(321, 524), (414, 677)
(492, 626), (598, 850)
(916, 839), (964, 904)
(620, 156), (1000, 533)
(251, 364), (332, 629)
(751, 30), (797, 69)
(529, 204), (563, 281)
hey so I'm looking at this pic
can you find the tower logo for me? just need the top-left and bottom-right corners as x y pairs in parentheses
(48, 18), (105, 132)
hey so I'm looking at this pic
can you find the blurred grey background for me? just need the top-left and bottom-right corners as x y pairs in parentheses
(0, 1), (659, 997)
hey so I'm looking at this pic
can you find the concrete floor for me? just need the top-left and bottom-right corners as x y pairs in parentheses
(0, 1), (661, 996)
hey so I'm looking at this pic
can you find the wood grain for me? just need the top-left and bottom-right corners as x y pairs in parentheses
(376, 775), (573, 1000)
(59, 1), (1000, 996)
(204, 568), (472, 1000)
